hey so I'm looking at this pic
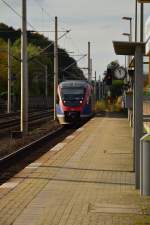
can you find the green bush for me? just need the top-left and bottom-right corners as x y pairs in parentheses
(95, 100), (107, 112)
(95, 97), (122, 113)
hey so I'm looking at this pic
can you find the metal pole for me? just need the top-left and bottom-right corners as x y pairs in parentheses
(7, 39), (11, 113)
(125, 56), (127, 69)
(88, 42), (90, 82)
(133, 1), (138, 173)
(99, 75), (101, 100)
(122, 17), (132, 66)
(135, 45), (143, 189)
(102, 80), (105, 98)
(90, 58), (92, 82)
(54, 16), (58, 120)
(134, 2), (144, 187)
(45, 65), (48, 97)
(95, 71), (97, 101)
(130, 19), (132, 42)
(133, 80), (135, 172)
(101, 81), (103, 98)
(21, 0), (28, 134)
(129, 19), (132, 66)
(102, 81), (105, 99)
(135, 0), (138, 42)
(140, 3), (144, 42)
(127, 35), (131, 67)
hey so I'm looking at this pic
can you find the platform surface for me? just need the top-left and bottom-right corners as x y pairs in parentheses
(1, 116), (150, 225)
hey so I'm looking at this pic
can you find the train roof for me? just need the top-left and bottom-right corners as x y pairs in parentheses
(59, 80), (89, 88)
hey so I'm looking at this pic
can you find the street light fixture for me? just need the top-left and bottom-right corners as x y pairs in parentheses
(122, 16), (132, 20)
(122, 33), (130, 38)
(122, 17), (132, 42)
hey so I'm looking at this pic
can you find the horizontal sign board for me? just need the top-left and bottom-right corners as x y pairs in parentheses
(138, 0), (150, 3)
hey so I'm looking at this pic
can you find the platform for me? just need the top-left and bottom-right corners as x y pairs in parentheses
(1, 116), (150, 225)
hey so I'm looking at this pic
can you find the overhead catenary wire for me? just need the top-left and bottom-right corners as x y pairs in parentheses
(1, 1), (83, 62)
(66, 33), (85, 56)
(0, 0), (21, 18)
(0, 0), (68, 57)
(28, 30), (70, 61)
(61, 33), (88, 71)
(33, 0), (70, 32)
(1, 0), (70, 37)
(33, 0), (51, 21)
(1, 1), (87, 74)
(0, 0), (82, 55)
(62, 54), (87, 72)
(0, 0), (38, 31)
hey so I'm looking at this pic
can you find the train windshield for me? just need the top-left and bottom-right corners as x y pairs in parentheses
(61, 88), (85, 101)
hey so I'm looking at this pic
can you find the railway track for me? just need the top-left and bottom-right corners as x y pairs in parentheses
(0, 121), (86, 183)
(0, 126), (65, 167)
(0, 112), (20, 119)
(0, 110), (53, 131)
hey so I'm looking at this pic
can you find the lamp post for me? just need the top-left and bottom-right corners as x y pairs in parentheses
(122, 33), (131, 67)
(122, 17), (132, 42)
(122, 17), (132, 67)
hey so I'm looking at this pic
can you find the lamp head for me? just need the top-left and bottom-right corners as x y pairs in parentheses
(122, 17), (132, 21)
(122, 33), (130, 36)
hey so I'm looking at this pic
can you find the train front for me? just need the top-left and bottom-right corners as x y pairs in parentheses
(56, 81), (87, 124)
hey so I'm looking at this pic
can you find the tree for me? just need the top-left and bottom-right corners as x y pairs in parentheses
(107, 60), (119, 70)
(103, 60), (124, 99)
(0, 23), (85, 97)
(111, 80), (124, 99)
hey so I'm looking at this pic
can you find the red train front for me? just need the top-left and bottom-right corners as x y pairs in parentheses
(56, 80), (94, 124)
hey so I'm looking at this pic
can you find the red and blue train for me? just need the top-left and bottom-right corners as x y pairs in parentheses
(56, 80), (94, 124)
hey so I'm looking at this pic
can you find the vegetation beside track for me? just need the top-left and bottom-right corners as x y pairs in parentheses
(95, 97), (123, 113)
(0, 22), (85, 99)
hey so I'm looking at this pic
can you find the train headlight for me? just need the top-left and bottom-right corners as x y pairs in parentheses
(80, 100), (83, 104)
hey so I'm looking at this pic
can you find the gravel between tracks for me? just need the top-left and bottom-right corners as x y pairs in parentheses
(0, 120), (60, 158)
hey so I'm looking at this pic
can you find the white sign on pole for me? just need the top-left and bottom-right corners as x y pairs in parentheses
(145, 16), (150, 55)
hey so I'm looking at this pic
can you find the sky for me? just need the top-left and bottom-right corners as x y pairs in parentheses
(0, 0), (150, 79)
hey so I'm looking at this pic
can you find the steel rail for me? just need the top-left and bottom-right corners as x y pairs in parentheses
(0, 111), (52, 130)
(0, 126), (65, 168)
